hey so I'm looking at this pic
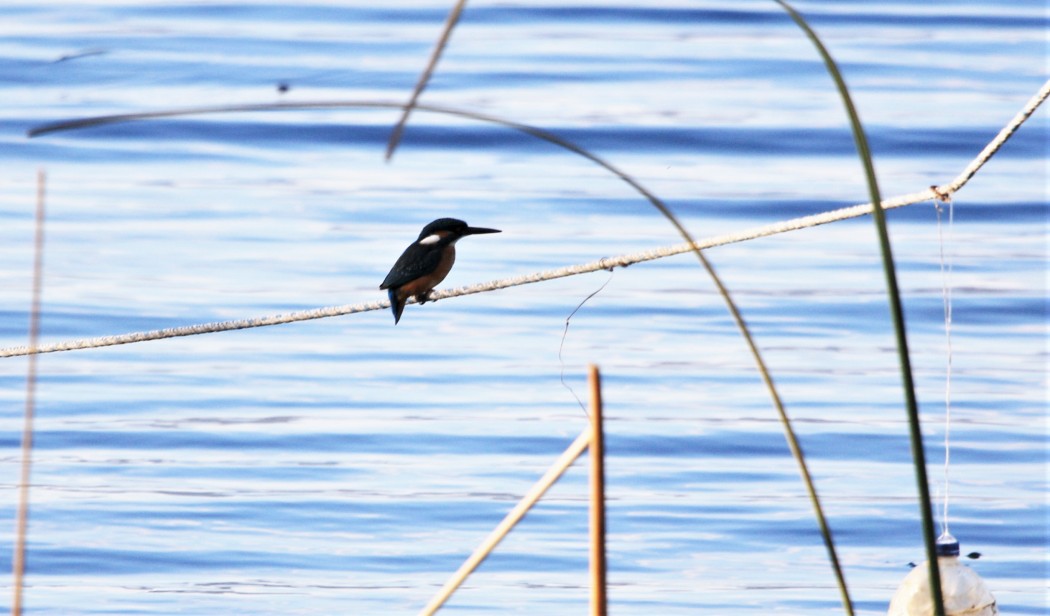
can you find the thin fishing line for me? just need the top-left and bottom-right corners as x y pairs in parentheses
(935, 197), (955, 535)
(559, 265), (615, 417)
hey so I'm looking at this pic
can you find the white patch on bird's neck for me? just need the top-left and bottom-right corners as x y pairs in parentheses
(419, 233), (442, 245)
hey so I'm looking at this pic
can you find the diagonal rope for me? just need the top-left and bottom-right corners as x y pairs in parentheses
(0, 181), (993, 359)
(933, 78), (1050, 200)
(16, 75), (1046, 358)
(3, 68), (1048, 363)
(2, 70), (1044, 360)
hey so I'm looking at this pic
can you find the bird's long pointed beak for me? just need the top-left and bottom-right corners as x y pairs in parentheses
(463, 226), (501, 236)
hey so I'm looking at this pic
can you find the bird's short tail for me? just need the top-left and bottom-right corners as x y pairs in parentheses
(388, 288), (406, 324)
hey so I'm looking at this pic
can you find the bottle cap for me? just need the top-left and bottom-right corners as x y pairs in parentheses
(936, 531), (960, 557)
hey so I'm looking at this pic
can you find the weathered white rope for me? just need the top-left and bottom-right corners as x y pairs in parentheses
(0, 188), (984, 358)
(933, 78), (1050, 199)
(2, 79), (1045, 359)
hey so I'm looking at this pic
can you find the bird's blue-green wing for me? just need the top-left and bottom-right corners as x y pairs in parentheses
(380, 243), (443, 289)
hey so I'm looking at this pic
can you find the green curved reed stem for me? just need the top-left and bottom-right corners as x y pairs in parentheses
(28, 100), (851, 611)
(382, 14), (847, 605)
(774, 2), (944, 615)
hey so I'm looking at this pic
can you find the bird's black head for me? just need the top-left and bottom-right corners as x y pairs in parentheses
(417, 218), (501, 242)
(418, 218), (468, 239)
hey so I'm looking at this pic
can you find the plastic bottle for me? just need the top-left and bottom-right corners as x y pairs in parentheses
(887, 533), (997, 616)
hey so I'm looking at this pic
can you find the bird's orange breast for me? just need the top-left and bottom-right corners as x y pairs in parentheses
(395, 245), (456, 300)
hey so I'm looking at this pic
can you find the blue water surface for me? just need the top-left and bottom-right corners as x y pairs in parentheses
(0, 1), (1046, 614)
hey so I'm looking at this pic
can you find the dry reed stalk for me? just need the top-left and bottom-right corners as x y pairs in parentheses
(588, 365), (607, 616)
(418, 428), (591, 615)
(12, 169), (46, 616)
(385, 0), (468, 160)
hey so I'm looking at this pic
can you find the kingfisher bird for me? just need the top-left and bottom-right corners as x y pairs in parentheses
(380, 218), (501, 324)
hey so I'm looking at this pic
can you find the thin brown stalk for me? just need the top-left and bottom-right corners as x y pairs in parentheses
(385, 0), (469, 160)
(419, 429), (591, 615)
(588, 365), (607, 616)
(12, 169), (47, 616)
